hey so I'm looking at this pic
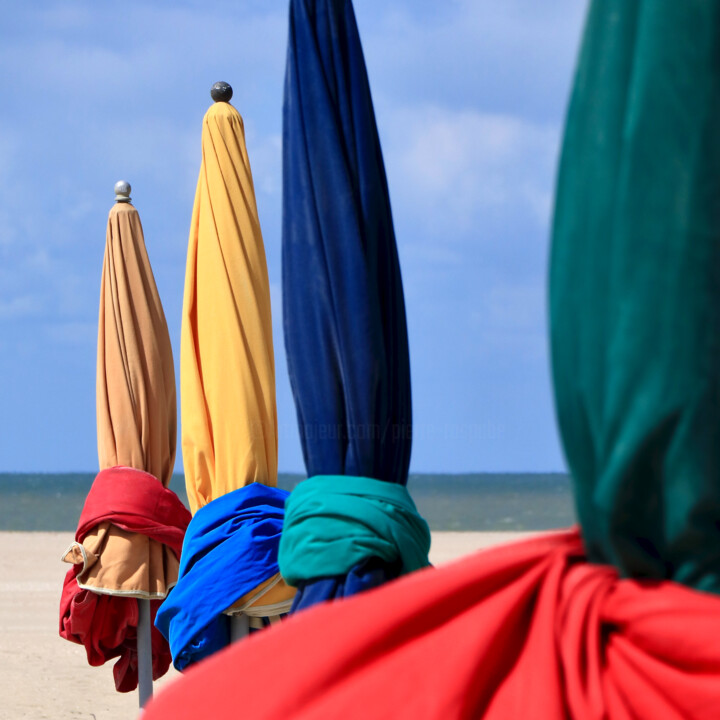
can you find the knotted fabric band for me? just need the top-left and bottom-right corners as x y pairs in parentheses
(279, 475), (430, 586)
(154, 483), (289, 671)
(142, 528), (720, 719)
(59, 466), (190, 692)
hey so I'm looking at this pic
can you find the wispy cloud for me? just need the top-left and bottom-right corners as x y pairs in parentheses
(359, 0), (586, 120)
(470, 281), (547, 363)
(384, 104), (559, 237)
(45, 320), (97, 346)
(0, 296), (44, 320)
(0, 0), (584, 472)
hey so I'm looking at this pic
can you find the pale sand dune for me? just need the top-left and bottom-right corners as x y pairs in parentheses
(0, 530), (536, 720)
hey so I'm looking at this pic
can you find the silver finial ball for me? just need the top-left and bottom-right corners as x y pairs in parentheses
(114, 180), (131, 203)
(211, 81), (233, 103)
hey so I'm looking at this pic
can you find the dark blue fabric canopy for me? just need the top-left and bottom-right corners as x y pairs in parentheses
(282, 0), (413, 610)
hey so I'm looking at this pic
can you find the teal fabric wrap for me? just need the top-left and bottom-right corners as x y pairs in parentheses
(279, 475), (431, 586)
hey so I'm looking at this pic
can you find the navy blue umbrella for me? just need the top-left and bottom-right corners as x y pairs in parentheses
(280, 0), (428, 611)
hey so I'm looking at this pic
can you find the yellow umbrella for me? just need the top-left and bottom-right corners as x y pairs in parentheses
(181, 83), (278, 511)
(156, 84), (292, 657)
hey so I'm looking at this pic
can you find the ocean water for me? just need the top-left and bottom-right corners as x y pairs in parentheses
(0, 472), (575, 532)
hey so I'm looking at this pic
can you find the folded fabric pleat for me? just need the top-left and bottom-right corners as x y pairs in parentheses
(181, 100), (278, 514)
(154, 483), (292, 671)
(550, 0), (720, 593)
(279, 475), (430, 586)
(97, 202), (177, 489)
(59, 466), (190, 692)
(282, 0), (412, 485)
(143, 529), (720, 719)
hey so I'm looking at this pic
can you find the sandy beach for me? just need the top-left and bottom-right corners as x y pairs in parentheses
(0, 531), (535, 720)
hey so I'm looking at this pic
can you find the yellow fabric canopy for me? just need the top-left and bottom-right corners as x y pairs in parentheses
(181, 101), (278, 514)
(64, 201), (180, 598)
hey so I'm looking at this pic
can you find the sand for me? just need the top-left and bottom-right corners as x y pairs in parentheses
(0, 531), (535, 720)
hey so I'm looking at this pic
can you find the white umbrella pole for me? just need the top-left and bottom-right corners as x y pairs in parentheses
(137, 598), (153, 707)
(230, 614), (249, 642)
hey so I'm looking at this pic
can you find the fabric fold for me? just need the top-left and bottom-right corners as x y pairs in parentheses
(142, 530), (720, 719)
(550, 0), (720, 593)
(98, 202), (176, 488)
(181, 100), (277, 514)
(168, 92), (282, 669)
(59, 466), (190, 692)
(280, 0), (418, 612)
(279, 475), (430, 586)
(154, 483), (293, 671)
(283, 0), (412, 484)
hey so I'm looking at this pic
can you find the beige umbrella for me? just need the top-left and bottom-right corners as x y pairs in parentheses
(84, 182), (179, 598)
(60, 182), (189, 706)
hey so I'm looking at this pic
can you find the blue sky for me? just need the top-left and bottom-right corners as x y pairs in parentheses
(0, 1), (587, 473)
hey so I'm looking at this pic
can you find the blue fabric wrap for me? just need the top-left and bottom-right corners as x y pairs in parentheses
(283, 0), (412, 484)
(287, 557), (404, 608)
(154, 483), (288, 671)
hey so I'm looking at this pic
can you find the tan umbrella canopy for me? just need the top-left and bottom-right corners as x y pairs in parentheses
(75, 184), (180, 597)
(97, 186), (177, 488)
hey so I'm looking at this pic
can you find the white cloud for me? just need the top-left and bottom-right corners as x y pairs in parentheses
(245, 128), (282, 198)
(383, 104), (560, 238)
(469, 282), (548, 364)
(0, 210), (17, 249)
(485, 283), (545, 330)
(0, 295), (44, 320)
(359, 0), (586, 119)
(45, 320), (97, 346)
(0, 242), (97, 330)
(268, 281), (282, 324)
(10, 3), (286, 89)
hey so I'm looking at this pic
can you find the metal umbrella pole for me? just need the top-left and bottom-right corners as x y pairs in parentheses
(229, 614), (249, 642)
(137, 597), (153, 707)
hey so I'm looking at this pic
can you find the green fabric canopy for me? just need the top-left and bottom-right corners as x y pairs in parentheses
(551, 0), (720, 594)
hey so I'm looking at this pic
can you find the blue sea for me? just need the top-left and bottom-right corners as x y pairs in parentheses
(0, 473), (575, 532)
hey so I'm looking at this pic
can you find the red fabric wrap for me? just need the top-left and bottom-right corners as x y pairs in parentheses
(143, 529), (720, 718)
(59, 466), (191, 692)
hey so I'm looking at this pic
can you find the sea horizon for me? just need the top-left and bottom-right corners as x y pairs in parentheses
(0, 471), (575, 532)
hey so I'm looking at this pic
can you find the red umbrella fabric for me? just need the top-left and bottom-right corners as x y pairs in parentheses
(142, 529), (720, 719)
(59, 466), (189, 691)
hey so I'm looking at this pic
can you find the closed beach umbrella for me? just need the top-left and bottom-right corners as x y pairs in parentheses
(154, 83), (294, 670)
(278, 0), (429, 611)
(180, 84), (277, 513)
(549, 0), (720, 592)
(59, 183), (190, 703)
(143, 3), (720, 718)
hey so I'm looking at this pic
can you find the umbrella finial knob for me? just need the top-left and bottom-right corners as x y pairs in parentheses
(114, 180), (132, 203)
(211, 81), (233, 103)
